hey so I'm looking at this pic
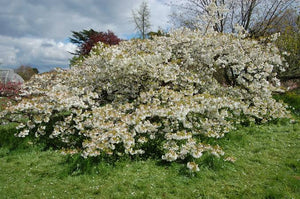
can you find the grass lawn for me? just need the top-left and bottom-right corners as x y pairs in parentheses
(0, 91), (299, 198)
(0, 121), (299, 198)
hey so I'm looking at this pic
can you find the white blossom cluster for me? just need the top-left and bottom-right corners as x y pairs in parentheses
(0, 27), (289, 171)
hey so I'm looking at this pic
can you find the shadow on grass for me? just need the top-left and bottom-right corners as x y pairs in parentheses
(0, 123), (39, 152)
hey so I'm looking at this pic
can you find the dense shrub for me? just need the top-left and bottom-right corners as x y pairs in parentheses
(273, 89), (300, 116)
(272, 12), (300, 80)
(0, 26), (290, 171)
(0, 81), (22, 97)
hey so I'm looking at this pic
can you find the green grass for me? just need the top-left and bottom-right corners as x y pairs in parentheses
(0, 121), (299, 198)
(0, 90), (299, 198)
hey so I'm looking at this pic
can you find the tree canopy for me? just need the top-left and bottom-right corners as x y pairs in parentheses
(69, 29), (121, 56)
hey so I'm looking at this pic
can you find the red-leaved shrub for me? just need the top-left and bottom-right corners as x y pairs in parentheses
(0, 81), (22, 97)
(80, 30), (121, 55)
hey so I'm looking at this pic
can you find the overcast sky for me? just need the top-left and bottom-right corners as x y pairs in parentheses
(0, 0), (171, 72)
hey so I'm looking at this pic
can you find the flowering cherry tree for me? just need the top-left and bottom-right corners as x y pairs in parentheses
(0, 2), (290, 171)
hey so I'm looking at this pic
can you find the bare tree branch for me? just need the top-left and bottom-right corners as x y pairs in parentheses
(168, 0), (297, 35)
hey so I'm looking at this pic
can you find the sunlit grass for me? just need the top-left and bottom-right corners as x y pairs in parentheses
(0, 120), (299, 198)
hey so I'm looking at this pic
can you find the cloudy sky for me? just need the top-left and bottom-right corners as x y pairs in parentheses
(0, 0), (171, 72)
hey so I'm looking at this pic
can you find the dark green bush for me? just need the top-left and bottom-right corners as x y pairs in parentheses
(0, 123), (34, 150)
(273, 89), (300, 116)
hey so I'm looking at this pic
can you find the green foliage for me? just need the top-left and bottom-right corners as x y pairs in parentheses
(69, 54), (85, 67)
(147, 29), (169, 39)
(0, 97), (7, 111)
(273, 88), (300, 116)
(69, 29), (98, 46)
(0, 123), (35, 151)
(275, 16), (300, 80)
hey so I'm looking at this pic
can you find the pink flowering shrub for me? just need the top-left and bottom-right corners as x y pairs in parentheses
(0, 81), (22, 97)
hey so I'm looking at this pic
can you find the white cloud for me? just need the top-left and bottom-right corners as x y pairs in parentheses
(0, 35), (77, 72)
(0, 0), (171, 39)
(130, 0), (171, 33)
(149, 0), (171, 31)
(0, 0), (171, 72)
(0, 46), (19, 65)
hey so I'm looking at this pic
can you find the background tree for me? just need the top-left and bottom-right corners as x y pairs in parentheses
(132, 1), (151, 39)
(69, 29), (121, 56)
(69, 29), (121, 66)
(249, 1), (298, 37)
(147, 29), (169, 39)
(169, 0), (298, 35)
(274, 11), (300, 81)
(14, 65), (39, 81)
(69, 29), (97, 55)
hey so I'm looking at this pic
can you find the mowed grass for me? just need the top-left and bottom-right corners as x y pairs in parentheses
(0, 91), (299, 198)
(0, 121), (299, 198)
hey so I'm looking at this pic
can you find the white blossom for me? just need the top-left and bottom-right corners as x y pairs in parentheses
(0, 21), (290, 168)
